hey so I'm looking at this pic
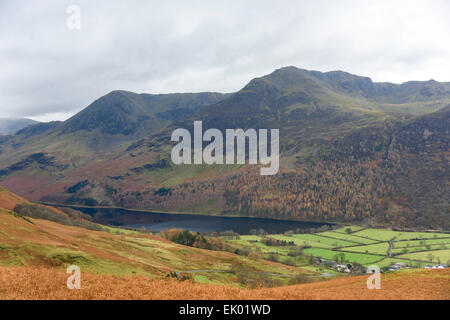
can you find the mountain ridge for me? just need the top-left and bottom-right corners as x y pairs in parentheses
(0, 66), (448, 228)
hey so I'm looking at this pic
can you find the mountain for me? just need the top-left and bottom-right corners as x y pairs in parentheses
(62, 90), (229, 136)
(309, 70), (450, 103)
(0, 67), (448, 229)
(0, 118), (38, 135)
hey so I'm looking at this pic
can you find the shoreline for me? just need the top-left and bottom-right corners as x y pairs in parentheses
(39, 201), (336, 226)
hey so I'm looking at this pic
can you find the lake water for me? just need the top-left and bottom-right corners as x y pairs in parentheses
(62, 206), (332, 234)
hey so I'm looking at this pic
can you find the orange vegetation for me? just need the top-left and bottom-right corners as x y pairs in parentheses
(0, 186), (30, 210)
(0, 266), (448, 300)
(0, 198), (305, 280)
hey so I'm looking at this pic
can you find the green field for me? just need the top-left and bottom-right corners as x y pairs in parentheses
(231, 239), (290, 255)
(291, 233), (356, 247)
(343, 242), (390, 255)
(318, 231), (379, 245)
(332, 226), (365, 234)
(353, 229), (450, 242)
(395, 232), (450, 241)
(392, 244), (448, 255)
(226, 228), (450, 273)
(393, 238), (450, 248)
(239, 235), (264, 242)
(270, 235), (333, 248)
(352, 229), (402, 241)
(302, 248), (384, 264)
(397, 249), (450, 264)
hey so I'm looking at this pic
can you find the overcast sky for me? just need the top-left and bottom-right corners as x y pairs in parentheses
(1, 0), (450, 121)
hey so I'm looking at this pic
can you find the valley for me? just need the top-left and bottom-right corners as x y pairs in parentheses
(0, 185), (448, 299)
(0, 67), (448, 229)
(0, 186), (311, 286)
(0, 67), (448, 300)
(3, 0), (450, 304)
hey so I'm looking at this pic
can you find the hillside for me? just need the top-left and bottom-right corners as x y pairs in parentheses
(62, 91), (229, 138)
(0, 266), (448, 300)
(0, 187), (448, 300)
(0, 185), (30, 210)
(0, 186), (310, 285)
(0, 67), (448, 228)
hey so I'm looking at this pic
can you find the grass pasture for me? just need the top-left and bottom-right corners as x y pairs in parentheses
(394, 232), (450, 241)
(393, 238), (450, 248)
(392, 244), (448, 255)
(318, 231), (379, 245)
(352, 229), (402, 241)
(397, 250), (450, 264)
(332, 226), (365, 234)
(302, 247), (384, 265)
(269, 235), (332, 248)
(343, 242), (390, 255)
(291, 233), (356, 248)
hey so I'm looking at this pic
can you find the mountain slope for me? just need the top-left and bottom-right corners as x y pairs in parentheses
(62, 90), (228, 136)
(0, 186), (307, 283)
(0, 266), (448, 300)
(309, 69), (450, 103)
(108, 105), (447, 228)
(0, 67), (448, 228)
(0, 185), (31, 210)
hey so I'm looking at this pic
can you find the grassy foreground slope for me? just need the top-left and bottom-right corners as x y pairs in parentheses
(0, 186), (308, 285)
(0, 267), (448, 300)
(0, 187), (449, 299)
(0, 185), (31, 210)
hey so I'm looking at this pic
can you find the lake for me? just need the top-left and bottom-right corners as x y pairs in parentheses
(59, 205), (333, 234)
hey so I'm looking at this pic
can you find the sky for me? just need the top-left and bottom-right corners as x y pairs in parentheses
(1, 0), (450, 122)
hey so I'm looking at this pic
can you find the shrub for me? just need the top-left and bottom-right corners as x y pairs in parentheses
(159, 229), (226, 251)
(14, 203), (72, 226)
(66, 180), (89, 193)
(14, 203), (102, 231)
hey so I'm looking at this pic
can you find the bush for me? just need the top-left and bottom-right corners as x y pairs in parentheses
(261, 237), (295, 247)
(154, 187), (173, 196)
(166, 271), (193, 282)
(14, 203), (102, 231)
(159, 229), (226, 251)
(66, 180), (89, 193)
(14, 203), (72, 225)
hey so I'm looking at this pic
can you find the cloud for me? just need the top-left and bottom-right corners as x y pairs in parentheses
(1, 0), (449, 121)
